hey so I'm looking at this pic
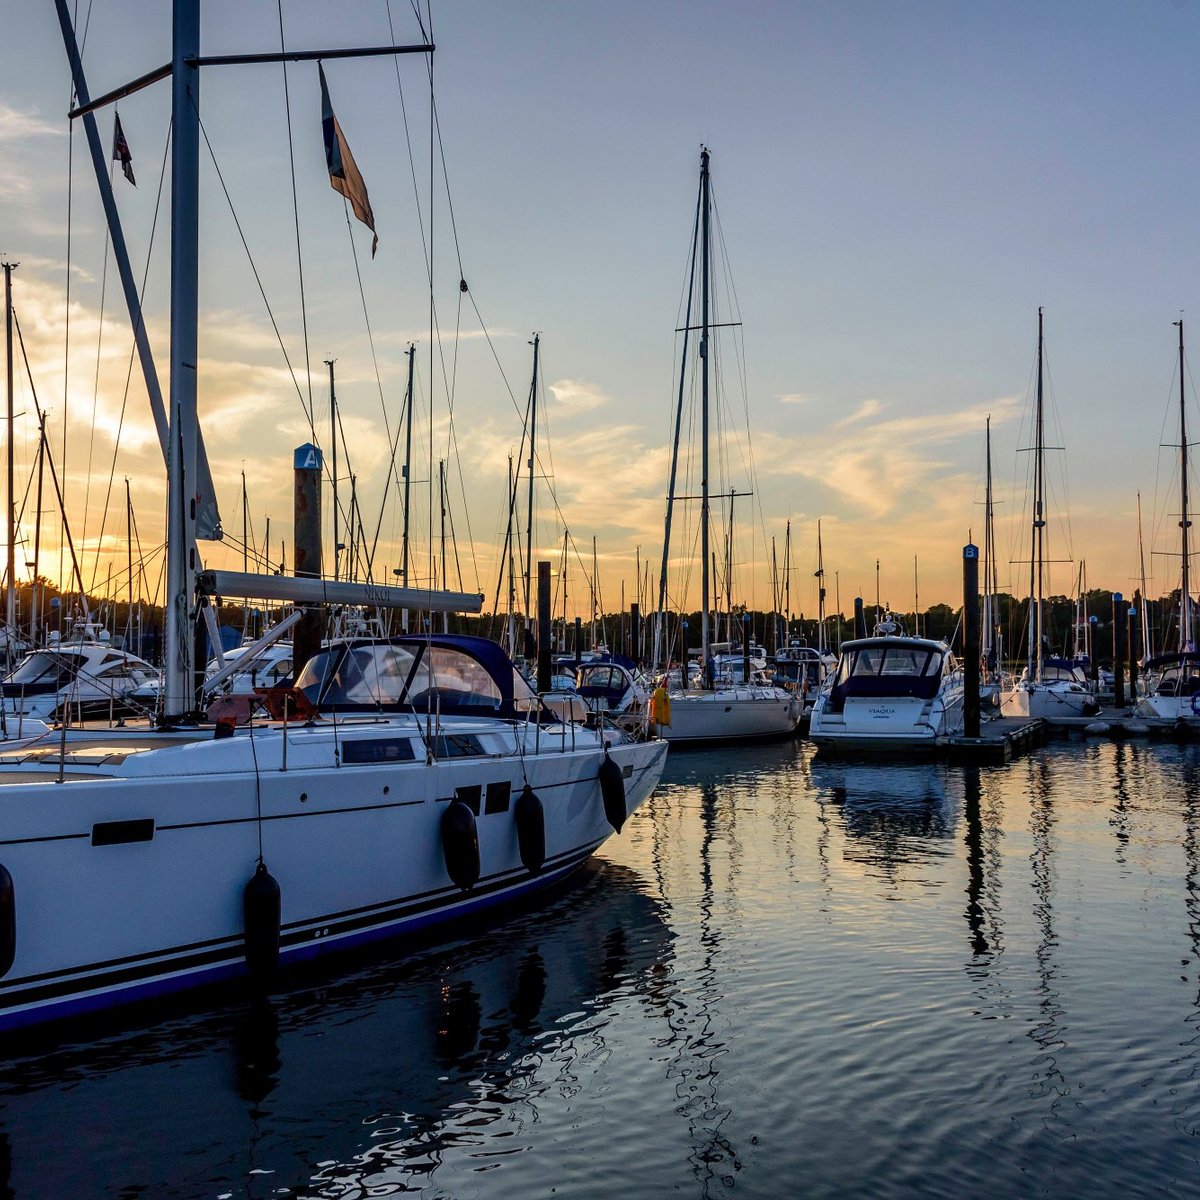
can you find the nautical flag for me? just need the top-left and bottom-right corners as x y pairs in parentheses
(319, 64), (377, 257)
(112, 113), (135, 186)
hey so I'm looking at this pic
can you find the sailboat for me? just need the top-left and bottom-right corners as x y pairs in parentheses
(1137, 319), (1200, 721)
(0, 4), (668, 1035)
(999, 309), (1099, 719)
(649, 148), (799, 744)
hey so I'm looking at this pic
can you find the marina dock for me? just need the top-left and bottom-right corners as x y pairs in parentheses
(946, 717), (1048, 765)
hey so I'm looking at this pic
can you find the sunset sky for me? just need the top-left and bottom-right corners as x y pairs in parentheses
(4, 1), (1200, 625)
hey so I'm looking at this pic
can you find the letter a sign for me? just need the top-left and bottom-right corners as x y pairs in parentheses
(294, 443), (324, 471)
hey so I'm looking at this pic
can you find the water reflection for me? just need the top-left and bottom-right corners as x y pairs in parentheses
(811, 760), (957, 882)
(0, 862), (672, 1199)
(1024, 755), (1073, 1135)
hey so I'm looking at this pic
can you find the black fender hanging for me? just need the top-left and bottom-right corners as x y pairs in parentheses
(514, 784), (545, 875)
(243, 861), (281, 980)
(0, 865), (14, 978)
(441, 799), (481, 891)
(599, 752), (626, 833)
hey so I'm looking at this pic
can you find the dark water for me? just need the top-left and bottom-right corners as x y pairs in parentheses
(2, 738), (1200, 1198)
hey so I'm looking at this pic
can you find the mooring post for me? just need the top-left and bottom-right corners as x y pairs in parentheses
(1088, 615), (1100, 686)
(963, 543), (981, 738)
(293, 443), (324, 673)
(574, 616), (583, 671)
(1127, 600), (1139, 699)
(854, 597), (866, 640)
(537, 561), (552, 695)
(630, 601), (641, 665)
(743, 612), (752, 683)
(1112, 591), (1126, 709)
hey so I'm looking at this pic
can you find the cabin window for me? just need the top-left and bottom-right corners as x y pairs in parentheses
(430, 733), (486, 758)
(342, 738), (417, 765)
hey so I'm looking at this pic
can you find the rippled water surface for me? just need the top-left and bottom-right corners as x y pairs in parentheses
(3, 738), (1200, 1198)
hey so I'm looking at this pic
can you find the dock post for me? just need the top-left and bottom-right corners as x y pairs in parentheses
(854, 597), (866, 639)
(292, 442), (324, 674)
(537, 561), (552, 694)
(574, 617), (583, 671)
(1127, 600), (1139, 698)
(963, 543), (981, 737)
(743, 612), (751, 683)
(1112, 592), (1126, 708)
(1088, 615), (1100, 685)
(630, 601), (641, 665)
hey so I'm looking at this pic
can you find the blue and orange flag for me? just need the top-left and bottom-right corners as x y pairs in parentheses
(319, 64), (377, 257)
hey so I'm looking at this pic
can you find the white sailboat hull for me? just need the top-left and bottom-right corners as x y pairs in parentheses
(0, 717), (667, 1033)
(999, 681), (1097, 719)
(656, 688), (800, 743)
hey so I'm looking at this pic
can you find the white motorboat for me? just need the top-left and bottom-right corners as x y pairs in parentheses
(1, 620), (158, 725)
(808, 618), (965, 752)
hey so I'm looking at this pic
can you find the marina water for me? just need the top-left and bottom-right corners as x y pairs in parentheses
(1, 738), (1198, 1198)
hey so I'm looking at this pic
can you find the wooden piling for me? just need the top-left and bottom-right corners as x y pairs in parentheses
(1112, 592), (1126, 708)
(293, 443), (324, 673)
(963, 542), (981, 738)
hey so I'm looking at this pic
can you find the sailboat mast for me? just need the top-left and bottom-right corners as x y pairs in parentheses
(1030, 306), (1046, 681)
(3, 261), (15, 664)
(524, 333), (539, 623)
(163, 0), (201, 717)
(126, 478), (134, 648)
(983, 417), (994, 667)
(506, 455), (516, 655)
(1137, 490), (1152, 659)
(327, 358), (339, 582)
(1178, 319), (1192, 652)
(401, 344), (415, 590)
(31, 412), (45, 646)
(816, 519), (826, 657)
(699, 147), (712, 672)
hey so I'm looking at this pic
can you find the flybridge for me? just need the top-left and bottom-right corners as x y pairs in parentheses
(197, 571), (483, 615)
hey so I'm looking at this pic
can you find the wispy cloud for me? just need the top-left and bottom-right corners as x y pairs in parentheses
(0, 104), (63, 142)
(548, 378), (610, 413)
(778, 392), (812, 406)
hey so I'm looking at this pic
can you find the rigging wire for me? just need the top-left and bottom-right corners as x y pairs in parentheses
(192, 98), (315, 431)
(277, 1), (317, 443)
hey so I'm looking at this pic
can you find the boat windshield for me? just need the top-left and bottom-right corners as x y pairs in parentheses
(837, 645), (940, 682)
(296, 642), (526, 712)
(5, 652), (83, 686)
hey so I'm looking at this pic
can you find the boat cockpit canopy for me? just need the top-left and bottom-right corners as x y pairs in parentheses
(295, 635), (538, 718)
(829, 639), (949, 703)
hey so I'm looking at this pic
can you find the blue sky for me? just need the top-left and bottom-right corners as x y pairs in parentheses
(3, 1), (1200, 619)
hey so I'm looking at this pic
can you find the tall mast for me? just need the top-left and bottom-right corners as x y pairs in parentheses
(913, 555), (920, 637)
(1030, 306), (1046, 681)
(31, 412), (45, 646)
(1137, 490), (1152, 660)
(591, 534), (598, 649)
(126, 478), (134, 648)
(401, 344), (415, 590)
(816, 519), (827, 657)
(652, 169), (702, 673)
(163, 0), (200, 717)
(327, 358), (339, 582)
(523, 333), (539, 624)
(3, 261), (15, 667)
(438, 458), (447, 633)
(699, 147), (712, 673)
(1178, 319), (1192, 652)
(506, 455), (516, 655)
(983, 417), (994, 668)
(784, 518), (791, 629)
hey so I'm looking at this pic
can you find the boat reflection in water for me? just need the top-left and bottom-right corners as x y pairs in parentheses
(811, 759), (958, 871)
(0, 862), (672, 1199)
